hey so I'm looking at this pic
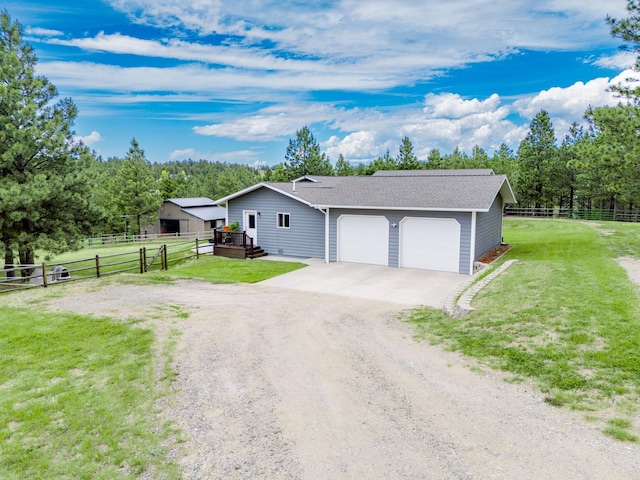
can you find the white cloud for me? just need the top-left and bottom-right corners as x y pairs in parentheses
(48, 0), (620, 101)
(323, 131), (383, 162)
(513, 69), (640, 139)
(75, 130), (103, 145)
(423, 93), (502, 119)
(105, 1), (620, 56)
(193, 103), (339, 141)
(26, 27), (64, 37)
(169, 148), (196, 160)
(592, 51), (636, 70)
(29, 1), (635, 164)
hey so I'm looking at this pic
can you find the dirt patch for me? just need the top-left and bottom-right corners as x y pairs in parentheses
(616, 257), (640, 285)
(477, 244), (512, 264)
(5, 279), (639, 479)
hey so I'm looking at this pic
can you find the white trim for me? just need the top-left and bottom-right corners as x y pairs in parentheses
(469, 211), (477, 275)
(312, 204), (492, 213)
(243, 210), (258, 244)
(214, 183), (315, 207)
(276, 212), (291, 229)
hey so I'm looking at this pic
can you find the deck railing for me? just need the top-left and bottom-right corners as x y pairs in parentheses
(212, 230), (255, 256)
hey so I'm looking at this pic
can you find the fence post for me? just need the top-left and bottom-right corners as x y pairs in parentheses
(162, 244), (167, 270)
(195, 239), (199, 259)
(95, 255), (101, 278)
(42, 262), (48, 288)
(140, 248), (145, 273)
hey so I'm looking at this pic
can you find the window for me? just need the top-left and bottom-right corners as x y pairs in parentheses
(277, 213), (290, 229)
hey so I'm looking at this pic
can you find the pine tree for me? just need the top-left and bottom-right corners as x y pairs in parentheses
(396, 136), (421, 170)
(0, 11), (97, 274)
(516, 111), (558, 209)
(110, 139), (162, 236)
(283, 126), (333, 179)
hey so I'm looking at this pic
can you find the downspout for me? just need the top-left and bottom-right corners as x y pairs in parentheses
(319, 208), (330, 263)
(469, 211), (477, 275)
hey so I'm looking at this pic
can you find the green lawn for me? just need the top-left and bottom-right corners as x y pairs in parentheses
(0, 308), (180, 479)
(408, 219), (640, 441)
(148, 255), (306, 283)
(0, 250), (306, 478)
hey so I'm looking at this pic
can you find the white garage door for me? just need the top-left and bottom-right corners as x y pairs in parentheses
(400, 217), (460, 273)
(338, 215), (389, 266)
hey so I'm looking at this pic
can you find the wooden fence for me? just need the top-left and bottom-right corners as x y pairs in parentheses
(0, 239), (208, 294)
(504, 207), (640, 223)
(81, 230), (213, 248)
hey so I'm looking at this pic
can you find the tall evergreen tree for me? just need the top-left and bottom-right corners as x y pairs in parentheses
(110, 139), (162, 236)
(335, 154), (355, 176)
(215, 165), (259, 198)
(426, 148), (444, 169)
(578, 105), (640, 210)
(366, 149), (396, 174)
(470, 145), (490, 168)
(557, 123), (583, 209)
(516, 110), (558, 208)
(607, 1), (640, 101)
(283, 126), (333, 179)
(0, 11), (97, 273)
(396, 136), (420, 170)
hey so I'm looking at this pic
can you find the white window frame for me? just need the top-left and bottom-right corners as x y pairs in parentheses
(277, 212), (290, 229)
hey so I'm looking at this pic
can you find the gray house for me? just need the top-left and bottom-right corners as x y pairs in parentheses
(214, 170), (516, 275)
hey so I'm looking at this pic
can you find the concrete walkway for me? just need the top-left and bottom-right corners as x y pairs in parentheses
(258, 258), (470, 307)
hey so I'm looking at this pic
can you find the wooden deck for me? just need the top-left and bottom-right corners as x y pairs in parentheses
(211, 230), (267, 259)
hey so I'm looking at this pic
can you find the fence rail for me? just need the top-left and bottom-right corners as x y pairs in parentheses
(81, 230), (214, 248)
(504, 207), (640, 223)
(0, 239), (206, 294)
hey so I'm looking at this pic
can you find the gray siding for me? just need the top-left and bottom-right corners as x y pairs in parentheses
(328, 209), (473, 274)
(228, 188), (325, 258)
(475, 194), (504, 260)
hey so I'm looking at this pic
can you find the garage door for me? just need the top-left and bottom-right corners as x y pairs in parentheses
(400, 217), (460, 273)
(338, 215), (389, 266)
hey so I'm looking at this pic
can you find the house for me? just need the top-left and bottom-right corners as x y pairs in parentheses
(213, 170), (516, 274)
(146, 197), (227, 235)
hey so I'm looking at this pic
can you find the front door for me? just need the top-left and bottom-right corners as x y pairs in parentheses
(243, 210), (258, 245)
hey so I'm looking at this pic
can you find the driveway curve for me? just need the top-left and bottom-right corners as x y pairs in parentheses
(33, 279), (640, 479)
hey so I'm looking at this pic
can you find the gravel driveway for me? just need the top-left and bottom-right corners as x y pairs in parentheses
(31, 279), (640, 479)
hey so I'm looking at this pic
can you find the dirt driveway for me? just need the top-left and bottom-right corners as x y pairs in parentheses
(28, 279), (640, 479)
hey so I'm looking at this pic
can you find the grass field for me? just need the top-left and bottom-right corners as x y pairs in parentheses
(148, 255), (306, 283)
(408, 219), (640, 441)
(0, 308), (180, 479)
(0, 253), (306, 478)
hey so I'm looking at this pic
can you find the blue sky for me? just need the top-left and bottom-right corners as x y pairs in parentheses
(8, 0), (638, 166)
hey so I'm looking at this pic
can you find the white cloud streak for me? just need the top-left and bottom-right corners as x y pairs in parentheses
(25, 1), (636, 163)
(75, 130), (103, 146)
(193, 70), (640, 162)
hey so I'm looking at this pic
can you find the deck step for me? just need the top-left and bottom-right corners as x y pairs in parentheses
(247, 246), (267, 259)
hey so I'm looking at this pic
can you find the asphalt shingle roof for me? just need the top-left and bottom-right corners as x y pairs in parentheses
(371, 169), (495, 177)
(264, 171), (515, 211)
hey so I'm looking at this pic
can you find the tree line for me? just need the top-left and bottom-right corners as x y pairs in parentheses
(4, 2), (640, 270)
